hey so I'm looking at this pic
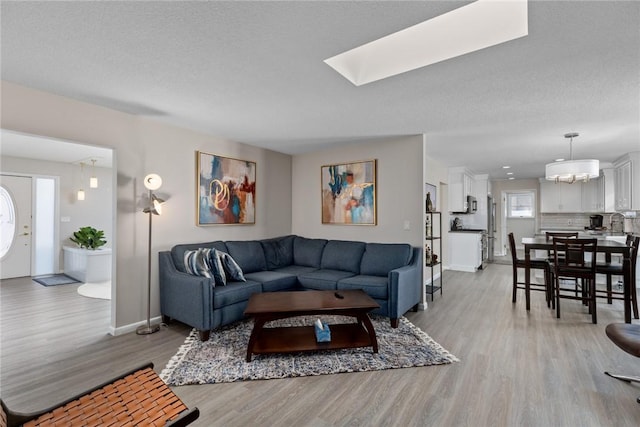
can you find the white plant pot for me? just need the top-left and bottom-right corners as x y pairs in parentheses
(63, 246), (112, 283)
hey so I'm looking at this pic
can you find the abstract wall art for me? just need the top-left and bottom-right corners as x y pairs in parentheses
(321, 159), (376, 225)
(196, 151), (256, 225)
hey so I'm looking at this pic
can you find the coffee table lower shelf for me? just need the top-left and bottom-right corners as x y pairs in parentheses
(249, 323), (375, 359)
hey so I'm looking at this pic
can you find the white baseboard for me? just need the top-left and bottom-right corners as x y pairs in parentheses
(109, 316), (163, 336)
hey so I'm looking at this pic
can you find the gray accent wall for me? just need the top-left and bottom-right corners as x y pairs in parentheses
(291, 135), (424, 247)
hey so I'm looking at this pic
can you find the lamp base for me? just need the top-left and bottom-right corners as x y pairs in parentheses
(136, 324), (161, 335)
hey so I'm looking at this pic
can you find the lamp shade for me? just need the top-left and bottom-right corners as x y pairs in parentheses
(144, 174), (162, 191)
(545, 159), (600, 183)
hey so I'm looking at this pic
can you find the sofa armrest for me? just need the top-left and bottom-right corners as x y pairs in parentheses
(159, 251), (214, 331)
(388, 247), (422, 319)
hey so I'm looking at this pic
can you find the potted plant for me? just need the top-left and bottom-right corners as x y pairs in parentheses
(70, 226), (107, 250)
(64, 226), (111, 282)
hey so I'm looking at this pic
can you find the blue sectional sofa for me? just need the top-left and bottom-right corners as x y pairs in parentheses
(159, 235), (421, 341)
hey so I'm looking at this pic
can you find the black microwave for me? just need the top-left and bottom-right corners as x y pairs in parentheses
(467, 195), (478, 213)
(453, 195), (477, 214)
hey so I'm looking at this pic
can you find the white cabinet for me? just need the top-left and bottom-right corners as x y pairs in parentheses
(602, 168), (616, 213)
(581, 177), (605, 212)
(448, 167), (474, 212)
(613, 151), (640, 211)
(449, 231), (482, 272)
(539, 179), (583, 213)
(614, 159), (632, 211)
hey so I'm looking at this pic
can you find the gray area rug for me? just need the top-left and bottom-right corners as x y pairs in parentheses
(161, 315), (458, 385)
(33, 274), (81, 287)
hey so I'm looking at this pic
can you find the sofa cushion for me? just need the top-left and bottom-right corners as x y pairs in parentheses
(337, 275), (389, 300)
(360, 243), (412, 276)
(244, 270), (298, 292)
(213, 280), (262, 309)
(293, 237), (327, 268)
(272, 265), (318, 277)
(171, 241), (227, 273)
(225, 240), (267, 274)
(298, 269), (355, 290)
(321, 240), (366, 274)
(260, 235), (295, 270)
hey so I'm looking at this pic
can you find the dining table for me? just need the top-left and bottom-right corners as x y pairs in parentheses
(521, 236), (633, 323)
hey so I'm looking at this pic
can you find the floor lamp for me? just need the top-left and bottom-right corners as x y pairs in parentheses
(137, 173), (164, 335)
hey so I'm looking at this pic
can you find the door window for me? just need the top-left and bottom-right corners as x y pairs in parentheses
(0, 186), (16, 259)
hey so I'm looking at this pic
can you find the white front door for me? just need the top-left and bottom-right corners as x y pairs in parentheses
(0, 175), (32, 279)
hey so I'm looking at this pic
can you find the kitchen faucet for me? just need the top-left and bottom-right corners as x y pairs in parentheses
(609, 212), (625, 233)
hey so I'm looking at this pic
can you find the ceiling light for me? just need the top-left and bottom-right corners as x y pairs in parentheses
(507, 172), (513, 175)
(324, 0), (528, 86)
(502, 166), (511, 169)
(545, 133), (599, 184)
(89, 159), (98, 188)
(508, 177), (515, 180)
(555, 158), (565, 162)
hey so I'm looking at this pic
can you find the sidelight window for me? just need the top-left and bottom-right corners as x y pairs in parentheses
(507, 191), (535, 218)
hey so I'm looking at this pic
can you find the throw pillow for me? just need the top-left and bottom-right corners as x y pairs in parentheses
(183, 248), (215, 279)
(208, 249), (227, 286)
(216, 250), (246, 282)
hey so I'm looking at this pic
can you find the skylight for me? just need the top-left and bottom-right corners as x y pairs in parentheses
(324, 0), (528, 86)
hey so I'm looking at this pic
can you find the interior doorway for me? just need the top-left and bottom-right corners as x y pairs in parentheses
(0, 129), (115, 330)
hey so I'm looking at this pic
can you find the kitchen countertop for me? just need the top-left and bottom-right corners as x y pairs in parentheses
(449, 229), (486, 233)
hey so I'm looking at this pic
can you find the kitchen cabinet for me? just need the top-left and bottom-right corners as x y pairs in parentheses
(449, 231), (482, 272)
(613, 151), (640, 211)
(448, 167), (474, 212)
(539, 179), (582, 213)
(614, 158), (632, 210)
(581, 176), (605, 212)
(424, 211), (442, 301)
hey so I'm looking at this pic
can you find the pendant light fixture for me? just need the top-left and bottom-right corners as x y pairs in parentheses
(89, 159), (98, 188)
(545, 133), (599, 184)
(77, 162), (86, 201)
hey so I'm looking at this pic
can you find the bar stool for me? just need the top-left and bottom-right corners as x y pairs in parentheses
(551, 237), (598, 323)
(508, 232), (552, 307)
(595, 236), (639, 319)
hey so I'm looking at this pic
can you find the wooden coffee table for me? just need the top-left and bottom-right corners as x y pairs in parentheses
(243, 290), (380, 362)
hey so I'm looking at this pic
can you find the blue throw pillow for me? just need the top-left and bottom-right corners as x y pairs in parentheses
(216, 250), (246, 282)
(209, 249), (227, 286)
(183, 248), (215, 279)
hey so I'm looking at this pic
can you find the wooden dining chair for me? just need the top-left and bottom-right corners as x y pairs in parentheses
(508, 232), (552, 307)
(546, 232), (579, 295)
(595, 235), (639, 319)
(551, 237), (598, 323)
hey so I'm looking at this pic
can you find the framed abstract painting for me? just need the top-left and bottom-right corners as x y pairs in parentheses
(321, 159), (376, 225)
(196, 151), (256, 225)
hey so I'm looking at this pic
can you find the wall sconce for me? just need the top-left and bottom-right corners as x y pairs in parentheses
(89, 159), (98, 188)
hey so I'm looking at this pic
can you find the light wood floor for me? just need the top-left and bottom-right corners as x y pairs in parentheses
(2, 264), (640, 426)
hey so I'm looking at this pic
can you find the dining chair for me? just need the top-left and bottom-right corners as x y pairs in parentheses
(508, 232), (552, 307)
(595, 235), (639, 319)
(546, 232), (579, 295)
(551, 237), (598, 323)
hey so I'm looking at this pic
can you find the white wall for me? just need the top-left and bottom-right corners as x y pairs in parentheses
(423, 147), (450, 266)
(491, 178), (540, 255)
(1, 81), (293, 331)
(0, 156), (113, 270)
(292, 135), (423, 246)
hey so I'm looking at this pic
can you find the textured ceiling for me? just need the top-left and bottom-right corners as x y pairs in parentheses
(1, 1), (639, 180)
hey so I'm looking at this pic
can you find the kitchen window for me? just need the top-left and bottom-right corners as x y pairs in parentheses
(507, 191), (535, 218)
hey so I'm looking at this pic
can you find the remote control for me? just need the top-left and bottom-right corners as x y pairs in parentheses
(334, 292), (344, 299)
